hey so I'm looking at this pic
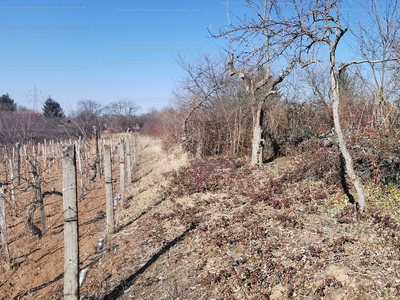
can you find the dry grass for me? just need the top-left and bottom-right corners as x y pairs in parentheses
(3, 135), (400, 299)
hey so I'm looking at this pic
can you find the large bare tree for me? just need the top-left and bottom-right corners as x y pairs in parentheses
(212, 0), (319, 165)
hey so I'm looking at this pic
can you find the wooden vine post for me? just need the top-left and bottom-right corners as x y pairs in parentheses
(1, 150), (7, 180)
(15, 143), (20, 186)
(0, 184), (9, 263)
(44, 140), (47, 165)
(29, 161), (46, 234)
(118, 137), (125, 206)
(9, 159), (15, 203)
(126, 135), (132, 183)
(133, 133), (138, 166)
(104, 145), (114, 234)
(94, 126), (101, 179)
(62, 145), (80, 300)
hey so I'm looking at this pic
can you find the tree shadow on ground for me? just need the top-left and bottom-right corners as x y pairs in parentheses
(103, 223), (196, 300)
(13, 273), (64, 299)
(116, 198), (165, 233)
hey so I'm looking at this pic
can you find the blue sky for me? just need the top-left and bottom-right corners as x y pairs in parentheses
(0, 1), (387, 115)
(1, 0), (232, 114)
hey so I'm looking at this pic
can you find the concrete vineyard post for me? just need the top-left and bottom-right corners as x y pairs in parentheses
(0, 185), (9, 263)
(77, 137), (84, 202)
(104, 145), (114, 234)
(118, 137), (125, 206)
(62, 145), (80, 300)
(9, 159), (15, 203)
(126, 134), (132, 183)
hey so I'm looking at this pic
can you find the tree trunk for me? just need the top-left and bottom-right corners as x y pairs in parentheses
(373, 89), (386, 128)
(251, 106), (264, 166)
(251, 126), (263, 165)
(331, 64), (366, 211)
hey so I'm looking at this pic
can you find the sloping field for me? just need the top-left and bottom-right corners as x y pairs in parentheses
(2, 135), (400, 299)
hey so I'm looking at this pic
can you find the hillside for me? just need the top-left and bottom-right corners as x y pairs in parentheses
(2, 135), (400, 299)
(80, 137), (400, 299)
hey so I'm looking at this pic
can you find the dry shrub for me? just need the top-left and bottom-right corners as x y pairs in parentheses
(347, 126), (400, 186)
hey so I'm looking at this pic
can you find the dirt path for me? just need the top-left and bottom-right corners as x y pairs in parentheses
(78, 136), (191, 299)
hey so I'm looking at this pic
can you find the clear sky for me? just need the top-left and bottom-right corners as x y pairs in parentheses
(1, 0), (233, 115)
(0, 1), (385, 115)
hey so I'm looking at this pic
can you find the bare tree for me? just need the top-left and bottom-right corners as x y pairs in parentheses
(76, 99), (104, 116)
(213, 0), (400, 211)
(178, 54), (226, 156)
(351, 0), (400, 127)
(212, 0), (318, 165)
(69, 100), (106, 139)
(107, 99), (139, 117)
(106, 99), (140, 133)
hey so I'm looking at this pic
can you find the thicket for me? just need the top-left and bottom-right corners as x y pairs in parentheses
(160, 62), (400, 189)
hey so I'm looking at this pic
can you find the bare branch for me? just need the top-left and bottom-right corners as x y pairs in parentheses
(339, 57), (400, 73)
(227, 52), (258, 93)
(182, 78), (225, 140)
